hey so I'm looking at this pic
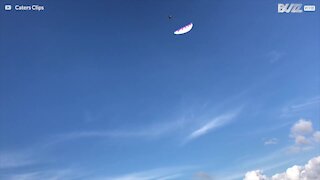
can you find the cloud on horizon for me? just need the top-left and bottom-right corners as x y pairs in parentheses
(244, 156), (320, 180)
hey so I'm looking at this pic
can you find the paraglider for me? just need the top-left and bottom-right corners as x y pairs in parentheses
(174, 23), (193, 35)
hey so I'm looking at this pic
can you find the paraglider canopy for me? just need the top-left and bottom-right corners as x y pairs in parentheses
(174, 23), (193, 35)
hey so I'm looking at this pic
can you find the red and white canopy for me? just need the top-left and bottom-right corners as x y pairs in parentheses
(174, 23), (193, 35)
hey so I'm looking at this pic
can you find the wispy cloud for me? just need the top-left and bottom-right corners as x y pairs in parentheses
(49, 118), (188, 145)
(52, 106), (243, 146)
(0, 151), (36, 169)
(264, 138), (278, 145)
(281, 96), (320, 117)
(194, 172), (215, 180)
(95, 166), (193, 180)
(1, 164), (191, 180)
(1, 169), (86, 180)
(267, 50), (285, 63)
(185, 109), (241, 142)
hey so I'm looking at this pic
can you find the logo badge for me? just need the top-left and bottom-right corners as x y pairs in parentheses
(4, 5), (12, 11)
(304, 5), (316, 12)
(278, 4), (303, 13)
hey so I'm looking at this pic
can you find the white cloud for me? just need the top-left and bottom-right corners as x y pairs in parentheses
(313, 131), (320, 143)
(291, 119), (314, 136)
(186, 111), (239, 141)
(243, 156), (320, 180)
(288, 119), (320, 152)
(294, 135), (310, 145)
(244, 170), (267, 180)
(272, 165), (302, 180)
(242, 119), (319, 179)
(272, 156), (320, 180)
(264, 138), (278, 145)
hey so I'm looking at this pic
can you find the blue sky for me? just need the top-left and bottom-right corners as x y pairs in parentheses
(0, 0), (320, 179)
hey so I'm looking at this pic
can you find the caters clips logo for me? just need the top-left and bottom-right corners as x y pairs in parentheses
(278, 3), (316, 13)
